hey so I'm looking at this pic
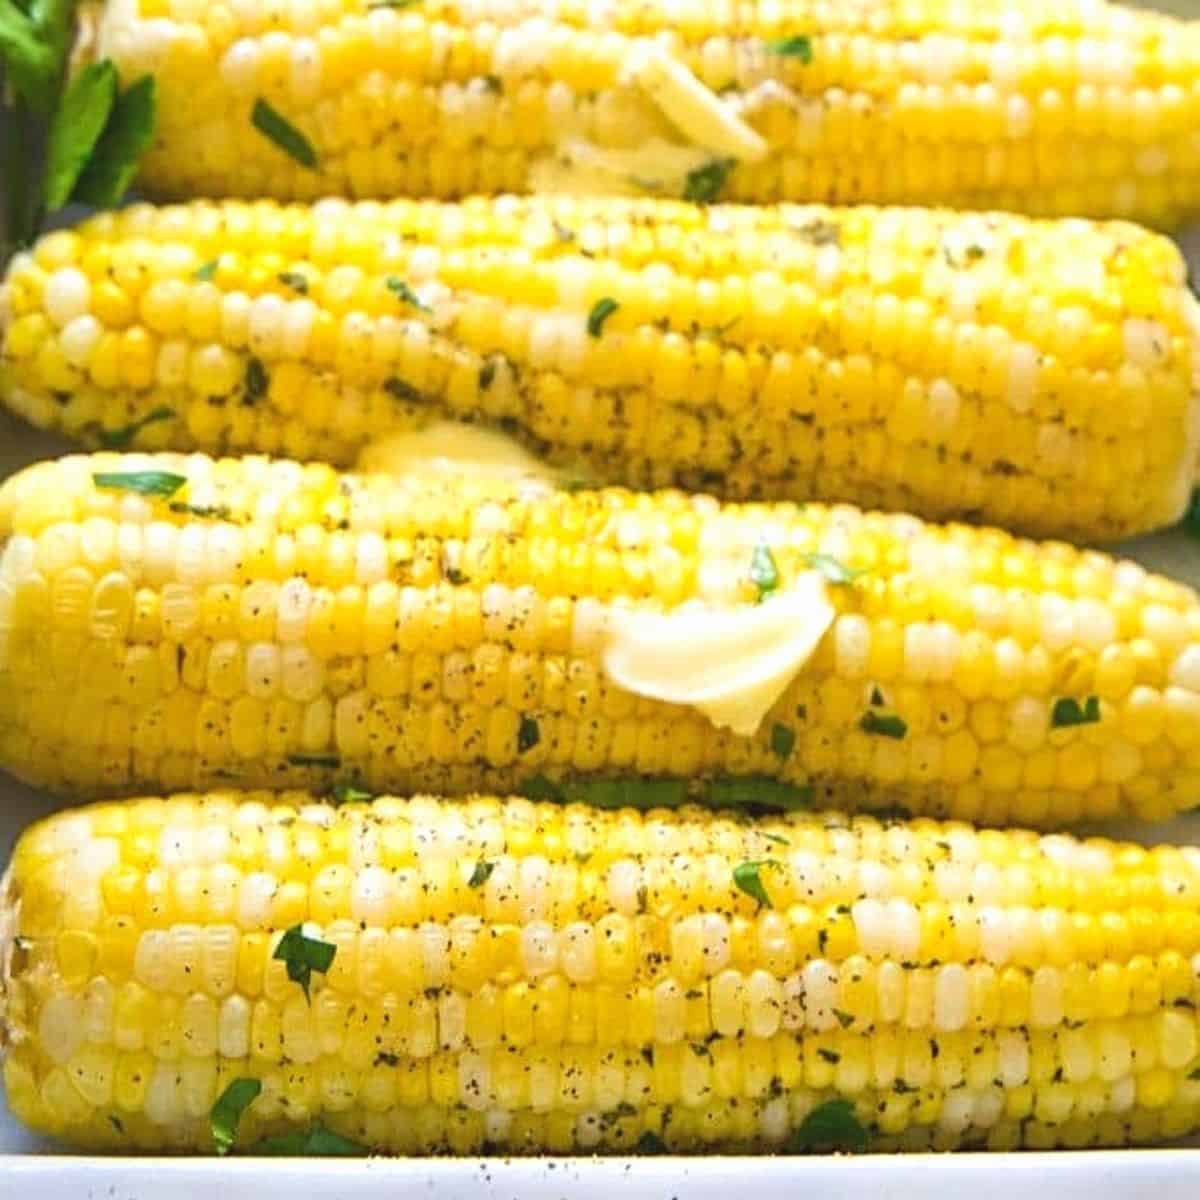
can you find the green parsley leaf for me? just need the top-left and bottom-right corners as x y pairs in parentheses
(273, 924), (337, 1000)
(1051, 696), (1101, 728)
(247, 1121), (369, 1157)
(587, 297), (619, 337)
(193, 259), (219, 282)
(44, 60), (118, 211)
(801, 552), (866, 586)
(278, 271), (309, 294)
(749, 542), (780, 602)
(244, 356), (269, 403)
(93, 470), (187, 498)
(251, 98), (318, 168)
(788, 1097), (869, 1154)
(367, 0), (419, 8)
(760, 831), (790, 847)
(517, 715), (541, 753)
(733, 859), (778, 909)
(330, 783), (373, 805)
(211, 1077), (262, 1155)
(519, 774), (566, 801)
(860, 711), (907, 739)
(572, 777), (687, 810)
(707, 776), (813, 812)
(384, 377), (424, 403)
(468, 859), (495, 888)
(71, 75), (157, 208)
(768, 35), (813, 62)
(287, 753), (341, 768)
(386, 277), (431, 311)
(635, 1130), (668, 1155)
(97, 405), (175, 450)
(683, 157), (735, 204)
(770, 722), (795, 759)
(0, 0), (59, 115)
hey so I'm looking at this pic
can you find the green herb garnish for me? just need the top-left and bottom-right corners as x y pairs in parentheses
(273, 924), (337, 1000)
(587, 297), (619, 337)
(72, 75), (157, 208)
(707, 776), (813, 812)
(244, 356), (269, 403)
(517, 715), (541, 754)
(194, 259), (219, 282)
(97, 405), (175, 450)
(733, 860), (778, 909)
(770, 723), (795, 759)
(251, 98), (317, 167)
(468, 860), (495, 888)
(768, 35), (814, 62)
(247, 1121), (369, 1156)
(749, 542), (780, 602)
(211, 1077), (262, 1156)
(801, 552), (866, 586)
(386, 277), (431, 311)
(278, 271), (309, 294)
(787, 1098), (869, 1154)
(860, 711), (907, 739)
(93, 470), (187, 498)
(1051, 696), (1101, 728)
(330, 783), (373, 805)
(287, 753), (342, 768)
(683, 158), (735, 204)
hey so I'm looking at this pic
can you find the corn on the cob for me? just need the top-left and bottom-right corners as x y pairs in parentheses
(3, 198), (1198, 543)
(77, 0), (1200, 228)
(4, 791), (1200, 1153)
(4, 451), (1200, 828)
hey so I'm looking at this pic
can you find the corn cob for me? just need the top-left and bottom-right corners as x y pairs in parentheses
(4, 791), (1200, 1154)
(3, 198), (1198, 543)
(4, 451), (1200, 829)
(76, 0), (1200, 228)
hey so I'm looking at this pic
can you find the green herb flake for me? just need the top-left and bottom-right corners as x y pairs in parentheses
(707, 776), (813, 813)
(760, 831), (790, 847)
(831, 1007), (854, 1029)
(768, 35), (814, 62)
(817, 1048), (841, 1064)
(43, 60), (117, 212)
(468, 859), (496, 888)
(93, 470), (187, 499)
(247, 1121), (369, 1157)
(278, 271), (309, 294)
(770, 722), (795, 759)
(733, 860), (777, 909)
(519, 774), (565, 801)
(635, 1130), (668, 1155)
(517, 716), (541, 754)
(587, 297), (619, 337)
(71, 75), (158, 209)
(683, 157), (735, 205)
(790, 1098), (869, 1153)
(384, 377), (424, 403)
(367, 0), (419, 8)
(749, 542), (780, 602)
(211, 1077), (262, 1156)
(251, 98), (318, 168)
(386, 277), (432, 311)
(860, 711), (907, 739)
(801, 552), (866, 586)
(193, 259), (219, 282)
(273, 924), (337, 1000)
(97, 405), (175, 450)
(478, 361), (497, 390)
(1051, 696), (1101, 728)
(287, 753), (342, 769)
(244, 356), (269, 403)
(330, 783), (373, 805)
(108, 1114), (125, 1134)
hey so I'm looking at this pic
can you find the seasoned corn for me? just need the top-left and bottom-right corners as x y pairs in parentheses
(4, 792), (1200, 1153)
(3, 451), (1200, 828)
(3, 196), (1198, 541)
(79, 0), (1200, 228)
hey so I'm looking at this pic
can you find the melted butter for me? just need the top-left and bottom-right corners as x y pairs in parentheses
(602, 572), (835, 737)
(356, 421), (560, 487)
(529, 138), (713, 197)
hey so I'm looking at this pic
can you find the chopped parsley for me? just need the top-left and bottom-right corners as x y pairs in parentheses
(273, 925), (337, 1000)
(386, 277), (431, 311)
(787, 1098), (869, 1154)
(860, 711), (907, 739)
(193, 259), (219, 281)
(211, 1077), (262, 1155)
(247, 1121), (369, 1156)
(801, 552), (866, 586)
(749, 542), (780, 602)
(793, 218), (841, 247)
(733, 860), (778, 909)
(1051, 696), (1101, 728)
(243, 356), (269, 403)
(468, 859), (495, 888)
(587, 297), (619, 337)
(760, 831), (790, 847)
(287, 753), (341, 768)
(635, 1130), (668, 1155)
(97, 405), (175, 450)
(330, 783), (373, 805)
(384, 377), (424, 403)
(278, 271), (309, 294)
(770, 723), (795, 759)
(93, 470), (187, 498)
(767, 35), (814, 62)
(517, 716), (541, 754)
(706, 776), (813, 812)
(683, 157), (735, 204)
(251, 98), (318, 168)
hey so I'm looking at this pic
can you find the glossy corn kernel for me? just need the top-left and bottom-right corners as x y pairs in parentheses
(79, 0), (1200, 229)
(4, 792), (1200, 1153)
(2, 197), (1198, 541)
(4, 451), (1200, 827)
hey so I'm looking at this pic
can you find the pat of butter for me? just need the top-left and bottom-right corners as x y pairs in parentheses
(356, 421), (560, 487)
(530, 137), (714, 197)
(602, 572), (835, 737)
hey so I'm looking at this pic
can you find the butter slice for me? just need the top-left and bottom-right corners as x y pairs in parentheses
(602, 572), (835, 737)
(356, 421), (559, 487)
